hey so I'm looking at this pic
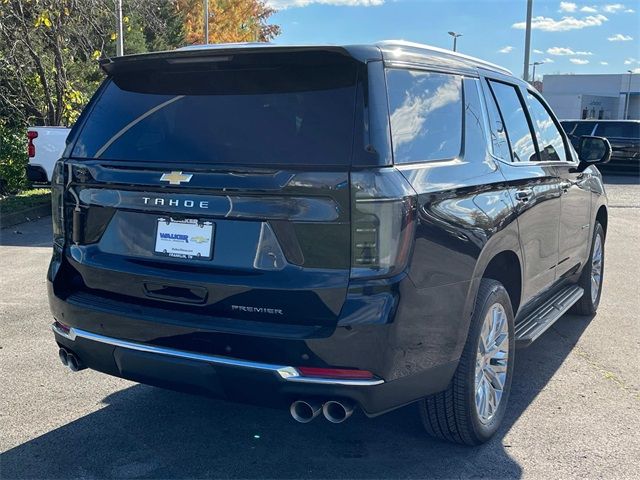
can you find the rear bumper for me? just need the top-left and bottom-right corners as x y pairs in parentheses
(52, 321), (456, 416)
(27, 164), (49, 183)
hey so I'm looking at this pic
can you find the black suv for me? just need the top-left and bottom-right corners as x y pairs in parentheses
(561, 119), (639, 174)
(48, 42), (611, 445)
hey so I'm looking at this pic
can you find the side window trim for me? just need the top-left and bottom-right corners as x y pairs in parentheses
(524, 88), (577, 164)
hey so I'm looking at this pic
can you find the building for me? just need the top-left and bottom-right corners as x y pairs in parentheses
(542, 73), (639, 120)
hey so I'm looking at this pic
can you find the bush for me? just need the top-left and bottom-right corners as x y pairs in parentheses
(0, 124), (28, 195)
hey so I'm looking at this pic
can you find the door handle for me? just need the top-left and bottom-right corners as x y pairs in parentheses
(515, 188), (534, 202)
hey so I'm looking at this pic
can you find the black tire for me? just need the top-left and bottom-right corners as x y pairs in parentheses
(572, 222), (605, 315)
(418, 279), (515, 445)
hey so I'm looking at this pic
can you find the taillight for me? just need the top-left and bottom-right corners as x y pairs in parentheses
(51, 161), (65, 248)
(350, 169), (417, 279)
(27, 130), (38, 157)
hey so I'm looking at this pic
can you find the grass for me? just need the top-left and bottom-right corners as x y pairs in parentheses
(0, 188), (51, 214)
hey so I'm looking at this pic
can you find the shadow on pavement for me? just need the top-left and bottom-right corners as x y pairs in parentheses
(602, 173), (639, 185)
(0, 217), (52, 248)
(1, 312), (594, 479)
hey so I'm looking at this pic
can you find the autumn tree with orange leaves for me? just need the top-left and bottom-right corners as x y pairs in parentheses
(178, 0), (280, 44)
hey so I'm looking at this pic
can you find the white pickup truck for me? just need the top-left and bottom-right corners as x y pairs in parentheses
(27, 126), (71, 183)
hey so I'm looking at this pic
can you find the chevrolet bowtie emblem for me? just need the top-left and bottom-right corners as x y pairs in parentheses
(160, 171), (193, 185)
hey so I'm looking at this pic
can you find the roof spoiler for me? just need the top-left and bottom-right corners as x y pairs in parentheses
(98, 44), (374, 76)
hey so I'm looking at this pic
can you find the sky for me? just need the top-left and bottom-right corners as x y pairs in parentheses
(268, 0), (640, 79)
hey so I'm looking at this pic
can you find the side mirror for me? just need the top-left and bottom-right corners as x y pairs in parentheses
(578, 136), (611, 165)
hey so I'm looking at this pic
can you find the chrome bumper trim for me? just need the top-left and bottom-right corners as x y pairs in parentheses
(51, 323), (384, 387)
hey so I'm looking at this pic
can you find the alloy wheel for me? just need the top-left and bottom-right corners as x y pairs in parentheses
(475, 303), (509, 424)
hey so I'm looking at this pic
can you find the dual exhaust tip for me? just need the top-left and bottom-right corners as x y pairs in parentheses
(58, 347), (86, 372)
(290, 399), (354, 424)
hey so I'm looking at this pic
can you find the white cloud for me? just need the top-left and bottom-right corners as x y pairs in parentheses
(499, 46), (514, 53)
(547, 47), (593, 55)
(512, 14), (608, 31)
(559, 1), (577, 12)
(543, 57), (555, 63)
(600, 61), (609, 65)
(624, 58), (639, 65)
(632, 67), (640, 73)
(608, 33), (633, 41)
(625, 8), (635, 13)
(570, 58), (590, 64)
(602, 3), (625, 13)
(267, 0), (383, 8)
(580, 6), (598, 12)
(533, 49), (544, 54)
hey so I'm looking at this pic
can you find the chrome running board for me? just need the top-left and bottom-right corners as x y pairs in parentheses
(515, 285), (584, 347)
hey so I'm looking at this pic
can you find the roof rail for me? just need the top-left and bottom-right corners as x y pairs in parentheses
(376, 40), (513, 76)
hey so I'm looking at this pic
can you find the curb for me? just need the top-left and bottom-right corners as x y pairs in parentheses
(0, 202), (52, 229)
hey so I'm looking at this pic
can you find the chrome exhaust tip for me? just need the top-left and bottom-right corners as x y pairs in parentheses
(58, 348), (68, 367)
(66, 352), (85, 372)
(322, 400), (354, 424)
(290, 400), (322, 423)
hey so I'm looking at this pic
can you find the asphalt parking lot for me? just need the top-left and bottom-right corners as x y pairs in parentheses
(1, 175), (639, 479)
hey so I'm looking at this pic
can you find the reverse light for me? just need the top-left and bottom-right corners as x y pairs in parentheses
(297, 367), (374, 380)
(350, 168), (418, 279)
(27, 130), (38, 157)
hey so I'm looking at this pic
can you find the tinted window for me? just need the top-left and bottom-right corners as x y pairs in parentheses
(489, 81), (537, 163)
(595, 122), (640, 139)
(72, 61), (358, 166)
(484, 83), (511, 161)
(560, 121), (576, 134)
(526, 92), (567, 162)
(386, 69), (463, 163)
(573, 122), (597, 137)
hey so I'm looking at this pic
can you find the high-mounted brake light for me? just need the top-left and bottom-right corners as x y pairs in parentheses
(297, 367), (374, 380)
(350, 169), (418, 279)
(27, 130), (38, 158)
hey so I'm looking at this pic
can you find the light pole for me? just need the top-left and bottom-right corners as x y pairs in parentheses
(530, 61), (544, 82)
(624, 70), (633, 119)
(115, 0), (123, 56)
(522, 0), (533, 81)
(448, 31), (463, 52)
(204, 0), (209, 44)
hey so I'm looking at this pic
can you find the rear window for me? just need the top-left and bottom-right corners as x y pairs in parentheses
(386, 69), (463, 164)
(72, 59), (358, 166)
(594, 122), (639, 139)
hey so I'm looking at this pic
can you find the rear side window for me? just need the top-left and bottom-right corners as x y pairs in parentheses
(386, 69), (463, 163)
(525, 92), (567, 162)
(72, 59), (358, 166)
(595, 122), (640, 138)
(484, 83), (511, 161)
(561, 121), (576, 134)
(488, 80), (537, 163)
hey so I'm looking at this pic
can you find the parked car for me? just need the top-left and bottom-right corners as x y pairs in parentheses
(561, 119), (639, 174)
(48, 41), (610, 445)
(26, 126), (70, 182)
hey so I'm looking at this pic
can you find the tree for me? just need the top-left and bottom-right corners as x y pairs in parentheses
(178, 0), (280, 45)
(0, 0), (185, 128)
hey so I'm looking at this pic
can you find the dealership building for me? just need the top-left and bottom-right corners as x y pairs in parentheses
(542, 73), (639, 121)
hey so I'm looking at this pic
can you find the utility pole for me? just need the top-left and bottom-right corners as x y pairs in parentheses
(447, 31), (463, 52)
(530, 61), (544, 82)
(115, 0), (124, 56)
(522, 0), (533, 81)
(204, 0), (209, 44)
(624, 70), (633, 119)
